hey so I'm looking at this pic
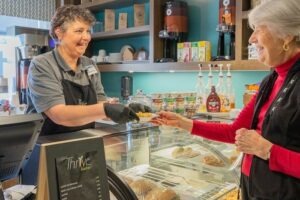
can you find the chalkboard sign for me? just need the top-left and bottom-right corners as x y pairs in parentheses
(36, 135), (110, 200)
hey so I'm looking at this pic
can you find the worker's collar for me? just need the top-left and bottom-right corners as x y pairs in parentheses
(53, 48), (85, 73)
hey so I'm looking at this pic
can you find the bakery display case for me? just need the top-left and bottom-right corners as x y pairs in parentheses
(101, 123), (241, 200)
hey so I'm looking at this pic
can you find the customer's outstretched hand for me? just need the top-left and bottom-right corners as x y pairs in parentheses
(151, 111), (193, 132)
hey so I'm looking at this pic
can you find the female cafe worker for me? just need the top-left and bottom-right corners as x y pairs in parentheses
(152, 0), (300, 199)
(26, 5), (145, 135)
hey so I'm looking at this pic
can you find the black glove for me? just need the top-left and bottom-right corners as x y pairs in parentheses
(104, 103), (139, 123)
(128, 103), (152, 113)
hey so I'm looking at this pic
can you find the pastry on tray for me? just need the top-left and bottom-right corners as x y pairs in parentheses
(202, 155), (225, 167)
(171, 146), (200, 158)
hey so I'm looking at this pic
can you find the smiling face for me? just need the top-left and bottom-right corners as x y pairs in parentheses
(248, 25), (286, 67)
(55, 19), (92, 59)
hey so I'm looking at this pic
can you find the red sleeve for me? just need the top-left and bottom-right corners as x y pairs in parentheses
(269, 144), (300, 179)
(191, 94), (257, 143)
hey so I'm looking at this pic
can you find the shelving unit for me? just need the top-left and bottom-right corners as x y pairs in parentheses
(98, 60), (267, 72)
(80, 0), (268, 72)
(91, 25), (150, 39)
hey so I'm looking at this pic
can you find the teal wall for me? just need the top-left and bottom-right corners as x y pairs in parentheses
(96, 0), (269, 108)
(101, 71), (269, 108)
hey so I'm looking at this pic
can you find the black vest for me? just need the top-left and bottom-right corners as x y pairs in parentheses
(249, 58), (300, 199)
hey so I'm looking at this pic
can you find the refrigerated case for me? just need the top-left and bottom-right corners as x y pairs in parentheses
(21, 121), (240, 199)
(100, 123), (241, 200)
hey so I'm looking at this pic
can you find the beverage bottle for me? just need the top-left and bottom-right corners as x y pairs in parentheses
(206, 86), (221, 112)
(205, 64), (214, 102)
(195, 64), (206, 112)
(226, 64), (235, 109)
(216, 64), (230, 112)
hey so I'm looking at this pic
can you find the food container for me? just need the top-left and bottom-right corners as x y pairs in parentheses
(163, 93), (176, 112)
(151, 93), (164, 112)
(128, 89), (152, 108)
(174, 93), (185, 114)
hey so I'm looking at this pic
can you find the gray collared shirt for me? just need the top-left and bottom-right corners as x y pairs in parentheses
(26, 48), (106, 113)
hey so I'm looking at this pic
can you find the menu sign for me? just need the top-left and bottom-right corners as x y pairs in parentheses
(55, 151), (104, 200)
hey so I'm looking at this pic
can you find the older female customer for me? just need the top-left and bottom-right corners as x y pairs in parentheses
(152, 0), (300, 199)
(26, 5), (141, 135)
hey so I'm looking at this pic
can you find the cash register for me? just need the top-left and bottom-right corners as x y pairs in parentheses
(0, 114), (43, 200)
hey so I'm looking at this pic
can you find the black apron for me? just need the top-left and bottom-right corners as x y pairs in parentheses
(40, 51), (97, 135)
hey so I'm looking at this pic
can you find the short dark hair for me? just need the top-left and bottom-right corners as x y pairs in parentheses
(50, 5), (96, 41)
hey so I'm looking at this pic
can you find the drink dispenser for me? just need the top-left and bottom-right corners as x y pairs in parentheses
(15, 34), (51, 105)
(121, 76), (133, 101)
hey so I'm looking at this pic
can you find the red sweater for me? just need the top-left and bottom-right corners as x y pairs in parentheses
(191, 53), (300, 178)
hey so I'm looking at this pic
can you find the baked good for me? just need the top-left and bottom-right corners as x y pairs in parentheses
(229, 155), (238, 164)
(119, 175), (133, 184)
(202, 155), (225, 167)
(145, 188), (179, 200)
(129, 178), (157, 196)
(171, 147), (185, 158)
(171, 146), (200, 158)
(219, 188), (239, 200)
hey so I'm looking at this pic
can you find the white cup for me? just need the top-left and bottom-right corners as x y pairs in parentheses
(98, 49), (106, 57)
(97, 55), (105, 63)
(91, 56), (97, 63)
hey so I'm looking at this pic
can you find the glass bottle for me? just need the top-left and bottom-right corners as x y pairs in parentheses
(226, 64), (235, 109)
(195, 64), (206, 112)
(205, 64), (214, 103)
(216, 64), (230, 112)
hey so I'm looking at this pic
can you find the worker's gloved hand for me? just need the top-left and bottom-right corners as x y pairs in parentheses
(104, 103), (139, 123)
(128, 103), (152, 113)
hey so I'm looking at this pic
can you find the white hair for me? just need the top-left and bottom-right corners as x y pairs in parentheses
(248, 0), (300, 42)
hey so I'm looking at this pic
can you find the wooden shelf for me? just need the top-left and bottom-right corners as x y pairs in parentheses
(91, 25), (150, 39)
(81, 0), (149, 11)
(97, 60), (269, 72)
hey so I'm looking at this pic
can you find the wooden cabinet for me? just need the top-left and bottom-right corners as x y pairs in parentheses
(81, 0), (268, 72)
(81, 0), (164, 63)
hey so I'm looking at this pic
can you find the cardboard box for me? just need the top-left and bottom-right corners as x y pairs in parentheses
(105, 9), (115, 32)
(118, 13), (127, 29)
(177, 43), (184, 62)
(198, 41), (211, 62)
(182, 42), (191, 62)
(134, 4), (145, 27)
(191, 42), (199, 62)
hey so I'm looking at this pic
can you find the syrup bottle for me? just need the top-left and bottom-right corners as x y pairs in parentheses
(206, 86), (221, 112)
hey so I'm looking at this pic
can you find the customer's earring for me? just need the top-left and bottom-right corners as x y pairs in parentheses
(283, 43), (289, 51)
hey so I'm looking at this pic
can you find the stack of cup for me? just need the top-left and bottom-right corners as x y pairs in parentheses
(97, 49), (106, 63)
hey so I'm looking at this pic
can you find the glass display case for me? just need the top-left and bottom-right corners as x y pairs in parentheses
(100, 123), (241, 200)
